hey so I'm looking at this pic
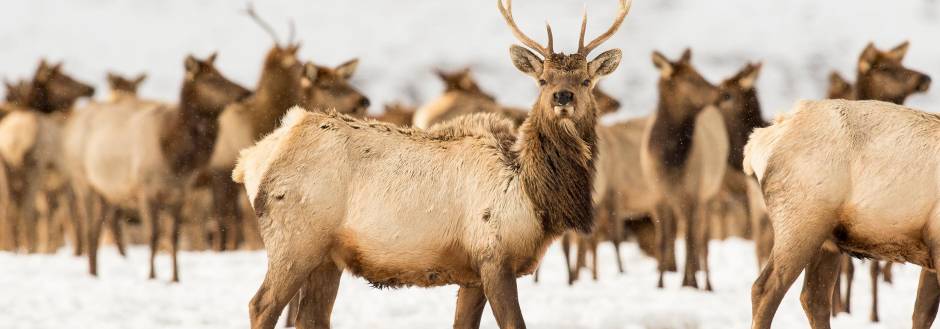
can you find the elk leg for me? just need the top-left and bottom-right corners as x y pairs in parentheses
(574, 234), (588, 282)
(870, 261), (879, 322)
(138, 193), (159, 280)
(249, 256), (322, 329)
(453, 286), (487, 329)
(590, 235), (599, 281)
(66, 187), (84, 256)
(285, 294), (300, 328)
(698, 199), (714, 291)
(561, 232), (574, 285)
(87, 194), (108, 276)
(296, 261), (342, 329)
(653, 203), (668, 288)
(480, 261), (526, 329)
(679, 200), (700, 289)
(830, 259), (843, 315)
(912, 268), (940, 329)
(110, 207), (127, 257)
(882, 262), (894, 284)
(843, 256), (854, 313)
(169, 203), (182, 283)
(664, 206), (678, 272)
(751, 209), (830, 329)
(799, 246), (840, 329)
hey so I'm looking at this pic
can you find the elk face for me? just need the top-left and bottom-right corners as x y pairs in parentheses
(717, 62), (761, 116)
(302, 59), (370, 118)
(4, 79), (32, 106)
(593, 87), (620, 115)
(183, 53), (251, 115)
(33, 60), (95, 112)
(652, 49), (719, 116)
(106, 72), (147, 95)
(856, 41), (931, 103)
(826, 71), (853, 100)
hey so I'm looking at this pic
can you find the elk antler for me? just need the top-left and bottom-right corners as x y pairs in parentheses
(578, 0), (632, 57)
(498, 0), (554, 57)
(243, 2), (283, 47)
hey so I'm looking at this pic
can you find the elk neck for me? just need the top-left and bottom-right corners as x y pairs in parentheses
(648, 88), (701, 171)
(513, 99), (597, 236)
(160, 84), (223, 177)
(726, 89), (766, 170)
(855, 76), (905, 105)
(248, 64), (304, 137)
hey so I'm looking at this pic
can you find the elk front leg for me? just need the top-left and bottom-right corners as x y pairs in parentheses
(870, 261), (880, 322)
(137, 193), (160, 280)
(561, 232), (574, 285)
(453, 286), (487, 329)
(296, 261), (342, 329)
(110, 207), (127, 257)
(168, 203), (183, 283)
(799, 246), (840, 329)
(912, 268), (940, 329)
(679, 199), (700, 289)
(87, 194), (110, 277)
(480, 261), (525, 329)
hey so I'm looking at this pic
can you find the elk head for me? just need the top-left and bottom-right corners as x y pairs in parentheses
(500, 0), (627, 128)
(301, 60), (370, 118)
(106, 72), (147, 95)
(652, 49), (718, 119)
(31, 60), (95, 113)
(855, 41), (931, 104)
(373, 102), (416, 126)
(826, 71), (854, 100)
(593, 87), (620, 115)
(4, 78), (32, 106)
(718, 62), (765, 169)
(181, 53), (251, 116)
(435, 68), (492, 99)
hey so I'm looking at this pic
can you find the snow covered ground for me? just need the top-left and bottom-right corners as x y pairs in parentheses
(0, 239), (927, 329)
(1, 0), (940, 121)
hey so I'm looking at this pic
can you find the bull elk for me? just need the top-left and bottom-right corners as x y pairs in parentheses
(232, 0), (630, 327)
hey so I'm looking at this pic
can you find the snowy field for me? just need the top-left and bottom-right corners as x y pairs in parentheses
(0, 240), (927, 329)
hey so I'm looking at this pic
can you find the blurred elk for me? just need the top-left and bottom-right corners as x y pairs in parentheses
(0, 60), (94, 253)
(75, 53), (250, 282)
(371, 102), (416, 126)
(105, 72), (147, 100)
(641, 49), (728, 290)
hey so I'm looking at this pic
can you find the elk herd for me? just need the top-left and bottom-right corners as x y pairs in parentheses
(2, 1), (939, 328)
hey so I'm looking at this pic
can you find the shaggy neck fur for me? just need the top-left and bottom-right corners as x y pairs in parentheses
(160, 85), (223, 176)
(249, 58), (303, 137)
(514, 100), (597, 235)
(649, 86), (700, 171)
(27, 81), (68, 114)
(726, 88), (767, 170)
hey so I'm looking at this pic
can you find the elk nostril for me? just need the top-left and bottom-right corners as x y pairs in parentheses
(360, 97), (371, 108)
(553, 91), (574, 105)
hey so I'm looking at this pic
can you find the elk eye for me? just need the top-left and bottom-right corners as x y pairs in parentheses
(538, 79), (547, 86)
(582, 79), (591, 87)
(721, 92), (732, 101)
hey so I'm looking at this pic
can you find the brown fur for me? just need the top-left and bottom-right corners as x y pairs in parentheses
(234, 1), (629, 327)
(76, 54), (249, 281)
(371, 102), (416, 126)
(642, 49), (729, 290)
(106, 72), (147, 96)
(301, 60), (370, 117)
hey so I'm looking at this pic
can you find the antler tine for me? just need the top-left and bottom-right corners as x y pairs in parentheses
(243, 2), (283, 47)
(578, 0), (632, 56)
(578, 5), (587, 53)
(545, 22), (554, 55)
(497, 0), (550, 57)
(287, 18), (297, 45)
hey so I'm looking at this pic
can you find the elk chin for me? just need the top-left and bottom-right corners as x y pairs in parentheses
(553, 105), (575, 118)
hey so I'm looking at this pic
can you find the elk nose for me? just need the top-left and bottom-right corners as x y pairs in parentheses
(552, 91), (574, 106)
(919, 75), (932, 91)
(360, 97), (371, 108)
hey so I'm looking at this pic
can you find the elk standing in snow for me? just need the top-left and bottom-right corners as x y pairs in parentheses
(77, 54), (250, 281)
(233, 0), (629, 327)
(641, 49), (728, 290)
(822, 41), (931, 322)
(0, 60), (94, 253)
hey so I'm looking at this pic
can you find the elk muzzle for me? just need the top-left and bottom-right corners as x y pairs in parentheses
(917, 75), (932, 92)
(552, 90), (575, 116)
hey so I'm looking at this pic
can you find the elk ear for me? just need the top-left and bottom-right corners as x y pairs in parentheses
(335, 59), (359, 80)
(303, 62), (318, 82)
(509, 45), (542, 78)
(858, 42), (878, 73)
(829, 71), (849, 86)
(651, 51), (673, 79)
(589, 49), (622, 78)
(134, 73), (148, 85)
(736, 62), (762, 89)
(185, 55), (200, 73)
(106, 72), (119, 83)
(206, 52), (218, 65)
(679, 48), (692, 64)
(457, 70), (476, 90)
(885, 41), (910, 61)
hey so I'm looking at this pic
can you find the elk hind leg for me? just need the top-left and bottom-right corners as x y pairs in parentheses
(800, 245), (840, 329)
(296, 261), (342, 329)
(912, 268), (940, 329)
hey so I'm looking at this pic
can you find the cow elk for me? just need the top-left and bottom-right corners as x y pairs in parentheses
(300, 60), (370, 118)
(743, 99), (940, 329)
(77, 54), (250, 282)
(641, 49), (728, 290)
(106, 72), (147, 100)
(232, 0), (630, 327)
